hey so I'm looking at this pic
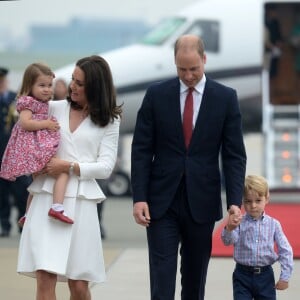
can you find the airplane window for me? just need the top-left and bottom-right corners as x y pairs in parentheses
(140, 17), (186, 45)
(185, 21), (220, 52)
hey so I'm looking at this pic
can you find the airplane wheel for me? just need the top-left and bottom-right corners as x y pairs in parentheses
(106, 171), (131, 197)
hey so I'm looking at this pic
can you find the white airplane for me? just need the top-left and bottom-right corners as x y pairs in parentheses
(54, 0), (258, 132)
(54, 0), (300, 195)
(54, 0), (300, 134)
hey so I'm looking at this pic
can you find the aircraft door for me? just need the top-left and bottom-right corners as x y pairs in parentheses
(263, 2), (300, 190)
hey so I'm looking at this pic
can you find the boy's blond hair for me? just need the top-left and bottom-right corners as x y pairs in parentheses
(244, 175), (269, 197)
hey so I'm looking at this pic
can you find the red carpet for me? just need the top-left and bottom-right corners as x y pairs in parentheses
(212, 203), (300, 258)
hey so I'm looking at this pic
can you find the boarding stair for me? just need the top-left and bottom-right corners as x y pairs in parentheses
(262, 70), (300, 190)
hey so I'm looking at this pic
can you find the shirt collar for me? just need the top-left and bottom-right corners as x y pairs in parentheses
(245, 211), (266, 222)
(180, 74), (206, 95)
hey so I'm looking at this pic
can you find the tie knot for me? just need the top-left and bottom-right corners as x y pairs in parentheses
(186, 87), (194, 97)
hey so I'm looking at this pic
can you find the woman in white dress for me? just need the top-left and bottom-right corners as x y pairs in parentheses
(17, 55), (122, 300)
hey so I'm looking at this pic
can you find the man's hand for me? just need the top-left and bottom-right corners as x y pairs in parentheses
(133, 202), (151, 227)
(275, 280), (289, 290)
(228, 205), (241, 216)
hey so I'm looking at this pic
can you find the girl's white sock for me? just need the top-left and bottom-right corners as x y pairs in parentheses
(51, 203), (64, 212)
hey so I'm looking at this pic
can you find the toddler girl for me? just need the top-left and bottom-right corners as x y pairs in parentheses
(0, 63), (73, 225)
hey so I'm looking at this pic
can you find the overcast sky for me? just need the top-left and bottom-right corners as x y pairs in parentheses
(0, 0), (197, 38)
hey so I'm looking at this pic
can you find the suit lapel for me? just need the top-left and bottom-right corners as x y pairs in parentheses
(165, 79), (186, 148)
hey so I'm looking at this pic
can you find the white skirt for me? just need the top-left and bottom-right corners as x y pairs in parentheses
(17, 192), (106, 283)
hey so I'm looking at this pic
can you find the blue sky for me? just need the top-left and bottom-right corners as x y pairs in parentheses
(0, 0), (196, 38)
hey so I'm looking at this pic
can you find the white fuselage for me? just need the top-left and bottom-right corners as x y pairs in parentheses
(55, 0), (299, 133)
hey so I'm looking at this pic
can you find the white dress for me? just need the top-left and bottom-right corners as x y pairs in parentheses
(17, 100), (120, 283)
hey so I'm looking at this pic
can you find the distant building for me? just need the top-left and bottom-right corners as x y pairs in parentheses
(27, 18), (151, 54)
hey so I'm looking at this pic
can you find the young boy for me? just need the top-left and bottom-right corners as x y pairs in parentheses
(221, 174), (293, 300)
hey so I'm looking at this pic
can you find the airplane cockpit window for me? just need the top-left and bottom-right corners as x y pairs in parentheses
(140, 17), (186, 45)
(185, 20), (219, 52)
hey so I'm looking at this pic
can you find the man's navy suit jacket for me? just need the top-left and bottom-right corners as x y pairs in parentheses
(131, 77), (247, 224)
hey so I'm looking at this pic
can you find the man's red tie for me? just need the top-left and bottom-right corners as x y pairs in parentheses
(183, 87), (194, 148)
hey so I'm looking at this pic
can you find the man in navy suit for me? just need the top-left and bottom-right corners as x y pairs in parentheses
(131, 35), (247, 299)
